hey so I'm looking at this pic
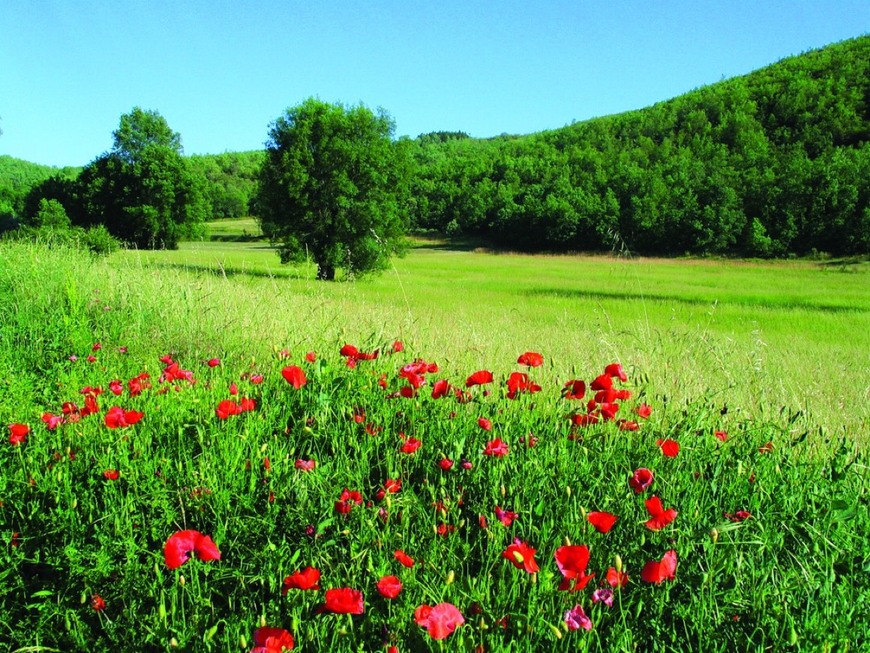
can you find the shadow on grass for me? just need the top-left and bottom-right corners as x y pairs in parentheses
(525, 287), (868, 313)
(141, 261), (312, 281)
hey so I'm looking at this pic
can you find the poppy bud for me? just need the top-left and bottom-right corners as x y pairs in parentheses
(65, 614), (71, 631)
(479, 617), (488, 630)
(615, 554), (623, 573)
(500, 484), (506, 497)
(788, 626), (798, 646)
(71, 498), (77, 510)
(710, 528), (720, 543)
(158, 598), (167, 621)
(260, 614), (266, 628)
(386, 496), (392, 510)
(737, 460), (743, 476)
(80, 592), (87, 604)
(205, 625), (218, 641)
(260, 443), (268, 453)
(531, 572), (537, 585)
(446, 570), (455, 585)
(179, 575), (185, 586)
(566, 486), (572, 497)
(239, 634), (247, 649)
(170, 638), (178, 648)
(548, 623), (563, 639)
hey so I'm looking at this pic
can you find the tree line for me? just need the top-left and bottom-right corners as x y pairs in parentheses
(1, 34), (867, 265)
(409, 35), (870, 257)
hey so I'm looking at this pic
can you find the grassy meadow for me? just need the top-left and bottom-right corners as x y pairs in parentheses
(0, 229), (868, 651)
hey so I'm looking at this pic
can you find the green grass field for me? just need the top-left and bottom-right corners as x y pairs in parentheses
(0, 235), (868, 651)
(123, 234), (870, 441)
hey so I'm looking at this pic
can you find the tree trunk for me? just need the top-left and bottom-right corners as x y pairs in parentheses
(316, 263), (336, 281)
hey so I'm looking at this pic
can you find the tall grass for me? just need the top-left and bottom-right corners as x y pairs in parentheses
(0, 241), (867, 652)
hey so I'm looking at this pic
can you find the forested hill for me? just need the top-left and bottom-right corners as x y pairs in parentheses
(410, 35), (870, 256)
(0, 156), (80, 224)
(3, 36), (868, 257)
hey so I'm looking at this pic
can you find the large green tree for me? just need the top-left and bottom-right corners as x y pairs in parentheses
(256, 99), (411, 280)
(76, 108), (207, 249)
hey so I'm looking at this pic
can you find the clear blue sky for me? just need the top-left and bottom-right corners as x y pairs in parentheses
(2, 1), (868, 167)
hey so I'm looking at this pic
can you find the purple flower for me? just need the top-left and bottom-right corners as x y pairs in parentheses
(591, 588), (614, 607)
(564, 604), (593, 631)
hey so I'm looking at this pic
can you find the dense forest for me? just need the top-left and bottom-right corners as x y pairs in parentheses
(2, 35), (868, 256)
(409, 35), (870, 256)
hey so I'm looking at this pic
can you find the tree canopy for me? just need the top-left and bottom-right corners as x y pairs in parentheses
(256, 99), (412, 279)
(75, 108), (208, 249)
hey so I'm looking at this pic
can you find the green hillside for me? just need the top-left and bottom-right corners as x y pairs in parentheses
(3, 35), (868, 256)
(411, 35), (870, 256)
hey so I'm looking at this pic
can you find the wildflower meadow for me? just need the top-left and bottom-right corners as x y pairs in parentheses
(0, 240), (868, 652)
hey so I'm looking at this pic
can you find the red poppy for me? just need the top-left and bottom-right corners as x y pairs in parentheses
(251, 626), (295, 652)
(305, 351), (316, 363)
(400, 437), (421, 454)
(108, 379), (124, 396)
(207, 358), (221, 367)
(562, 379), (586, 400)
(629, 468), (654, 493)
(604, 362), (628, 382)
(477, 417), (493, 431)
(376, 575), (402, 599)
(8, 423), (29, 446)
(438, 458), (454, 470)
(587, 511), (618, 533)
(604, 566), (629, 588)
(282, 566), (321, 593)
(392, 340), (404, 353)
(103, 469), (120, 481)
(414, 603), (465, 640)
(42, 413), (63, 430)
(656, 439), (680, 458)
(163, 530), (221, 570)
(506, 372), (542, 399)
(590, 374), (613, 391)
(641, 549), (677, 584)
(714, 430), (728, 442)
(517, 352), (544, 367)
(431, 379), (451, 399)
(465, 370), (493, 387)
(322, 587), (365, 614)
(494, 505), (518, 526)
(335, 489), (363, 514)
(281, 366), (307, 389)
(599, 402), (620, 421)
(618, 419), (638, 431)
(725, 510), (752, 522)
(239, 397), (256, 412)
(554, 545), (595, 591)
(483, 438), (508, 457)
(294, 458), (316, 471)
(340, 344), (358, 357)
(570, 412), (599, 427)
(216, 400), (242, 420)
(90, 594), (106, 612)
(758, 441), (773, 454)
(644, 496), (678, 531)
(394, 549), (414, 568)
(502, 538), (539, 573)
(637, 403), (652, 418)
(104, 407), (144, 429)
(250, 374), (264, 384)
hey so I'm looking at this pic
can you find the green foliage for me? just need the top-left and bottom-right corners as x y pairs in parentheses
(410, 35), (870, 257)
(256, 99), (412, 279)
(74, 108), (208, 249)
(188, 151), (264, 219)
(0, 155), (80, 222)
(33, 197), (71, 229)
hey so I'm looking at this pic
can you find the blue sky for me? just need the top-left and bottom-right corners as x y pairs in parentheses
(2, 1), (868, 167)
